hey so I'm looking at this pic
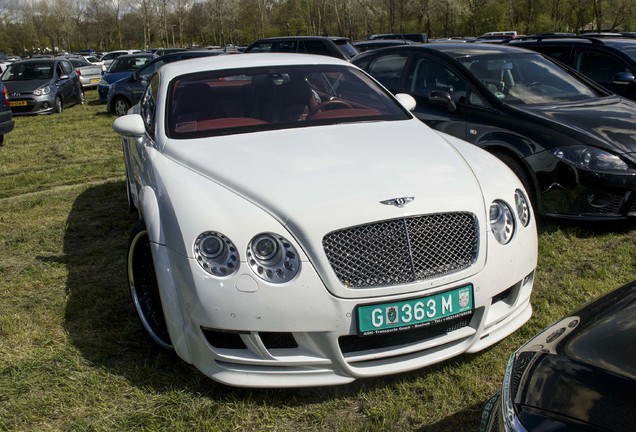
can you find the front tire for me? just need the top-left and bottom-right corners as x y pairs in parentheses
(113, 97), (131, 116)
(53, 96), (63, 114)
(128, 220), (172, 349)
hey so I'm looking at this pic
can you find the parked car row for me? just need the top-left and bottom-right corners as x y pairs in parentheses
(1, 34), (632, 429)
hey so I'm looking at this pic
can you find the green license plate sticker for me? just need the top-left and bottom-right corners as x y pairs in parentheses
(357, 285), (473, 335)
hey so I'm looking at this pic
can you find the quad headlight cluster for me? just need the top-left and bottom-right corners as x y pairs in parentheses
(194, 231), (301, 283)
(553, 145), (629, 171)
(489, 189), (531, 245)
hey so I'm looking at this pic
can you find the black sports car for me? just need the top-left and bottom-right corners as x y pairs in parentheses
(480, 280), (636, 432)
(353, 43), (636, 220)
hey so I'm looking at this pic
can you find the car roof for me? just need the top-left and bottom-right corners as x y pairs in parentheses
(114, 53), (155, 60)
(11, 58), (63, 64)
(251, 36), (350, 42)
(159, 53), (351, 81)
(511, 36), (636, 48)
(357, 42), (535, 58)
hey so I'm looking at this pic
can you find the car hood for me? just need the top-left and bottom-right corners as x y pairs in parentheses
(104, 71), (132, 84)
(513, 97), (636, 155)
(164, 119), (487, 236)
(3, 79), (51, 94)
(511, 281), (636, 430)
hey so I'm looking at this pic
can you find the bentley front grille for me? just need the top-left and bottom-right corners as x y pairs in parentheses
(323, 213), (478, 288)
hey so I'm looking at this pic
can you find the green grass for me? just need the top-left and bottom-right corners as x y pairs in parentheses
(1, 91), (635, 431)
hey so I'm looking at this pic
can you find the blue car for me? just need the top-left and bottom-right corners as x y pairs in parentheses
(97, 53), (155, 102)
(0, 79), (14, 145)
(106, 49), (238, 116)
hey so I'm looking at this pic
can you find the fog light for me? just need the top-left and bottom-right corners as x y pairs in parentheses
(587, 193), (612, 208)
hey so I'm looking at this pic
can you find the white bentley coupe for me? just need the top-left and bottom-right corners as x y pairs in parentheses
(113, 53), (538, 388)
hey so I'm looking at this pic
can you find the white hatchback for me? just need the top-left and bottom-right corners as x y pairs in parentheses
(113, 53), (538, 388)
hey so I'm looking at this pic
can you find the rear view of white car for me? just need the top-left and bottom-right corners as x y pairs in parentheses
(113, 54), (538, 388)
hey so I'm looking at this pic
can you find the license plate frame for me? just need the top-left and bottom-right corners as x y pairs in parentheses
(356, 284), (474, 336)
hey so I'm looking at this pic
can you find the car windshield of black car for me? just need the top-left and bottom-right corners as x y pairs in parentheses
(459, 53), (599, 104)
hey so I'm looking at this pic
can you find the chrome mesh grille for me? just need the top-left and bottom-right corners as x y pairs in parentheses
(323, 213), (478, 288)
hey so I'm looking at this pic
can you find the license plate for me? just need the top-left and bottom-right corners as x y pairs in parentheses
(9, 100), (27, 107)
(357, 285), (473, 335)
(90, 78), (100, 83)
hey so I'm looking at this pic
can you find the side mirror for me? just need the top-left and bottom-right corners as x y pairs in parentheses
(395, 93), (416, 111)
(428, 90), (457, 112)
(613, 71), (636, 85)
(58, 74), (69, 81)
(113, 114), (145, 137)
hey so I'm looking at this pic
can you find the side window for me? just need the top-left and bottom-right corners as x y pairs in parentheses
(275, 40), (298, 53)
(574, 49), (632, 85)
(532, 45), (571, 65)
(250, 42), (273, 53)
(302, 40), (330, 56)
(407, 56), (468, 102)
(141, 75), (158, 141)
(366, 53), (408, 91)
(138, 60), (163, 81)
(61, 60), (72, 75)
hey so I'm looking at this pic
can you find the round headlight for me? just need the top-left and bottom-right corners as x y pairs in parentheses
(247, 233), (301, 283)
(194, 231), (239, 276)
(490, 200), (515, 244)
(514, 189), (531, 227)
(253, 235), (280, 261)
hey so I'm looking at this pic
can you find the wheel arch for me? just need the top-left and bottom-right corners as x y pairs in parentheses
(483, 143), (541, 213)
(129, 200), (193, 362)
(138, 185), (165, 245)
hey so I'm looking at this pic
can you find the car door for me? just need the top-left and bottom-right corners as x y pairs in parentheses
(572, 47), (636, 99)
(55, 60), (75, 102)
(126, 74), (159, 204)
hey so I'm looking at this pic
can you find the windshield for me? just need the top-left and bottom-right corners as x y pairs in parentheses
(107, 56), (152, 73)
(459, 53), (599, 104)
(168, 64), (409, 139)
(0, 62), (53, 81)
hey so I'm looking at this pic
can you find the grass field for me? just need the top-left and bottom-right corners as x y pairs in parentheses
(1, 91), (635, 431)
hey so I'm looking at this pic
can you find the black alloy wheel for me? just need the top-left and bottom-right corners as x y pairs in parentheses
(127, 220), (172, 349)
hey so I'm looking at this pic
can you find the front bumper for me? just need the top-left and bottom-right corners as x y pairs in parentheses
(530, 153), (636, 220)
(97, 84), (109, 102)
(151, 242), (536, 388)
(7, 94), (56, 115)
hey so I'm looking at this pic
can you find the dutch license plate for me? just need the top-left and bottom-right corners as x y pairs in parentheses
(9, 100), (27, 107)
(357, 285), (473, 336)
(90, 78), (100, 83)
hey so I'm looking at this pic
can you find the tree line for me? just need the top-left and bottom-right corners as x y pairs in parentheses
(0, 0), (635, 55)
